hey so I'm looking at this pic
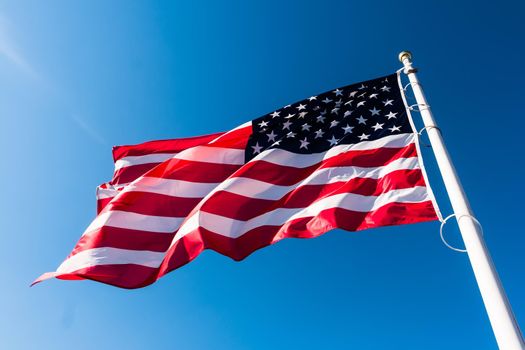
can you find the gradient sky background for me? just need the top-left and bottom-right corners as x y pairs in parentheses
(1, 1), (524, 349)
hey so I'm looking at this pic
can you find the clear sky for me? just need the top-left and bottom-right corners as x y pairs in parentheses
(1, 1), (524, 349)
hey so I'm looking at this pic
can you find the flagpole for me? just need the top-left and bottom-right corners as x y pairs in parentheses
(398, 51), (524, 349)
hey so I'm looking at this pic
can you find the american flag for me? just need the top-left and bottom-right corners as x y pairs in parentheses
(35, 73), (440, 289)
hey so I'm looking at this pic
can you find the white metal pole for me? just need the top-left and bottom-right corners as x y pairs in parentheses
(398, 51), (524, 349)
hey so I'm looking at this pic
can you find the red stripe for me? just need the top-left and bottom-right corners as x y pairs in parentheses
(111, 163), (160, 185)
(105, 191), (201, 217)
(56, 264), (159, 290)
(112, 132), (224, 161)
(230, 144), (417, 186)
(207, 125), (252, 149)
(71, 227), (174, 255)
(97, 197), (113, 213)
(200, 169), (427, 220)
(145, 158), (241, 182)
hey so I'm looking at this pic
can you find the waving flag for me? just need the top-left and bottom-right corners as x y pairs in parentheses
(35, 72), (440, 289)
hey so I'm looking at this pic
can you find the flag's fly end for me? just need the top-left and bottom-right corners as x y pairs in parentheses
(30, 272), (57, 287)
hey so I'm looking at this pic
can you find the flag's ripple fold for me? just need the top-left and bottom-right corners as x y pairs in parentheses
(34, 73), (439, 289)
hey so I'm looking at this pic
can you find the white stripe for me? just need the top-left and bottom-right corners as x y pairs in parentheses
(218, 156), (420, 201)
(84, 210), (184, 234)
(175, 186), (430, 240)
(121, 177), (220, 198)
(114, 146), (244, 172)
(96, 178), (220, 205)
(173, 146), (244, 165)
(114, 153), (177, 171)
(96, 183), (130, 199)
(56, 247), (165, 273)
(252, 133), (414, 168)
(96, 187), (120, 199)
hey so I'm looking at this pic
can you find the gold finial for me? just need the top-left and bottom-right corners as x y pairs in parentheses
(398, 51), (412, 63)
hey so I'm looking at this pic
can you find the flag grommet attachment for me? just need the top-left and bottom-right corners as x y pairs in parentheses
(408, 103), (431, 112)
(440, 214), (483, 253)
(403, 82), (423, 92)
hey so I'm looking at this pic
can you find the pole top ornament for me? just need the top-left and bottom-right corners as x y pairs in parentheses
(398, 51), (412, 63)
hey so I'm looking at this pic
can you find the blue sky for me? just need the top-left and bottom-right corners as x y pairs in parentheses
(1, 1), (524, 349)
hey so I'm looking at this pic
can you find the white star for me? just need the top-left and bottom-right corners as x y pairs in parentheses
(266, 131), (277, 142)
(356, 115), (367, 124)
(298, 111), (308, 118)
(287, 131), (296, 138)
(251, 142), (263, 154)
(358, 92), (366, 98)
(349, 91), (358, 97)
(381, 86), (391, 92)
(316, 115), (326, 123)
(342, 124), (354, 134)
(335, 99), (343, 107)
(386, 111), (397, 119)
(328, 135), (339, 146)
(369, 107), (381, 116)
(314, 129), (324, 138)
(369, 93), (378, 99)
(331, 107), (340, 114)
(285, 113), (295, 119)
(344, 100), (353, 106)
(284, 104), (291, 108)
(330, 120), (339, 128)
(299, 137), (310, 149)
(343, 110), (353, 117)
(272, 140), (281, 146)
(389, 125), (401, 132)
(383, 99), (394, 106)
(258, 120), (269, 128)
(270, 111), (280, 118)
(372, 122), (384, 131)
(308, 96), (317, 101)
(283, 120), (292, 129)
(356, 101), (366, 107)
(358, 84), (367, 90)
(358, 133), (370, 141)
(296, 103), (306, 111)
(322, 97), (333, 104)
(333, 89), (343, 96)
(301, 123), (311, 131)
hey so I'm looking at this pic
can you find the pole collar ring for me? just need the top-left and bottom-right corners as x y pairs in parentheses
(403, 82), (423, 92)
(404, 67), (418, 74)
(416, 126), (441, 148)
(408, 103), (431, 112)
(440, 214), (483, 253)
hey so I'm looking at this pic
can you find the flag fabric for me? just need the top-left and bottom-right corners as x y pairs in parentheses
(95, 132), (225, 213)
(35, 72), (440, 289)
